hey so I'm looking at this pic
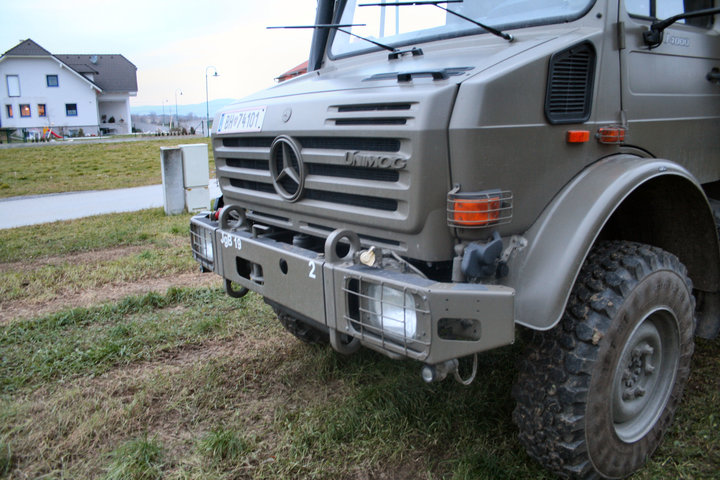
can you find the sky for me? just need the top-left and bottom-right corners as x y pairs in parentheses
(0, 0), (318, 108)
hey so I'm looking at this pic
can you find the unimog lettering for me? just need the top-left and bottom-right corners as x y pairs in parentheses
(192, 1), (720, 478)
(344, 151), (407, 169)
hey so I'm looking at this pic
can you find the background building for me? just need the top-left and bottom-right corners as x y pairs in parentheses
(0, 39), (137, 140)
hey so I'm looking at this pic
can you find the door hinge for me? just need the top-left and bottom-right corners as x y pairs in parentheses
(617, 21), (626, 50)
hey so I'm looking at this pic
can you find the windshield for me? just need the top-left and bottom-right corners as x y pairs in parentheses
(330, 0), (596, 57)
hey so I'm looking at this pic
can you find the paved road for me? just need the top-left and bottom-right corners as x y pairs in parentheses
(0, 180), (221, 230)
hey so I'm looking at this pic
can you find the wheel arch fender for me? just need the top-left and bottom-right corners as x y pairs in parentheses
(511, 154), (720, 331)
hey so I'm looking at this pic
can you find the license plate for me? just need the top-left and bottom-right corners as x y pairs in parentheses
(216, 106), (266, 134)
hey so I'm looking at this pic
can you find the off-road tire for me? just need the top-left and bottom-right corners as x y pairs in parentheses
(275, 308), (329, 345)
(513, 241), (695, 479)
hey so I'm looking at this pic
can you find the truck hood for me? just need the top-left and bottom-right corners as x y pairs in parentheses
(223, 31), (558, 108)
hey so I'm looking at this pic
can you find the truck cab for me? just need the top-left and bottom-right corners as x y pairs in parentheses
(191, 1), (720, 477)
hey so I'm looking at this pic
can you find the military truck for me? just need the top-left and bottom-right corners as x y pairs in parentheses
(190, 0), (720, 477)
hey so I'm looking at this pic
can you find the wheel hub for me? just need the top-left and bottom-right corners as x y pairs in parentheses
(621, 343), (655, 400)
(612, 308), (680, 443)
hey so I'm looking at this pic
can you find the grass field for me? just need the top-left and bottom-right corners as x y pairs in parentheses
(1, 210), (719, 479)
(0, 137), (214, 198)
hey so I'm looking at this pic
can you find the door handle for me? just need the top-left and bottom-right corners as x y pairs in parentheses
(708, 68), (720, 83)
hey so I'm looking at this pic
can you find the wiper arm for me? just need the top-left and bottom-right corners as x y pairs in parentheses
(643, 7), (720, 49)
(268, 24), (398, 53)
(360, 0), (515, 42)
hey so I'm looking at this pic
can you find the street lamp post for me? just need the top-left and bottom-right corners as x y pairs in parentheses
(205, 66), (219, 137)
(174, 89), (183, 131)
(162, 99), (168, 130)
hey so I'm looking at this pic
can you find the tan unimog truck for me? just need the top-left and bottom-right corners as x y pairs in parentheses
(190, 1), (720, 477)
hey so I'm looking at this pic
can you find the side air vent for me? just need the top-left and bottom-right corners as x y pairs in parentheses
(329, 103), (414, 127)
(337, 104), (411, 112)
(545, 42), (596, 125)
(334, 118), (407, 126)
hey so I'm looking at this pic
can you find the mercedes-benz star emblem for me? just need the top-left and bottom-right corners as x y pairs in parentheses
(269, 136), (305, 202)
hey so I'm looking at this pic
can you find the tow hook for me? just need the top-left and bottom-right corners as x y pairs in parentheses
(422, 354), (478, 385)
(422, 359), (459, 383)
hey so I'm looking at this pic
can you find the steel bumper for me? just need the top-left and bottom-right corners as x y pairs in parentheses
(191, 214), (515, 364)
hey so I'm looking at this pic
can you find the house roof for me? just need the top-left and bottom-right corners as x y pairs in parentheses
(2, 39), (138, 94)
(56, 54), (137, 93)
(276, 61), (308, 82)
(2, 38), (52, 57)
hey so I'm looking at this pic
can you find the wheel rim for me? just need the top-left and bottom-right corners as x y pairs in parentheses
(611, 307), (680, 443)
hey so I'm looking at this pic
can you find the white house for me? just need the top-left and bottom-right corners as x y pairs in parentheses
(0, 39), (137, 140)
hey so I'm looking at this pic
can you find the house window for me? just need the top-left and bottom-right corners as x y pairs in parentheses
(20, 104), (31, 117)
(38, 104), (46, 117)
(46, 74), (59, 87)
(6, 75), (20, 97)
(66, 103), (78, 116)
(5, 105), (13, 117)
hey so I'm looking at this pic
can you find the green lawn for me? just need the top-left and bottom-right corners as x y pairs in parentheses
(0, 138), (214, 198)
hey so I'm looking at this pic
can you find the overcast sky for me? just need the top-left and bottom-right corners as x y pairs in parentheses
(1, 0), (318, 107)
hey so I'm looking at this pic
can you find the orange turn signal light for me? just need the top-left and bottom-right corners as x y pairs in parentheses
(597, 125), (626, 144)
(567, 130), (590, 143)
(452, 197), (501, 227)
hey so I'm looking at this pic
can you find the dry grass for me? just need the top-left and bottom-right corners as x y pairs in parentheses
(0, 210), (718, 480)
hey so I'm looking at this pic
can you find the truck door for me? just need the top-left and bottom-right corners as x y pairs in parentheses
(619, 0), (720, 181)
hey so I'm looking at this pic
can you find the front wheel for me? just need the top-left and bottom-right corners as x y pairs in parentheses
(513, 241), (695, 479)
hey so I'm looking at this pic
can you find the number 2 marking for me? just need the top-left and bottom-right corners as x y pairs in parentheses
(308, 261), (316, 279)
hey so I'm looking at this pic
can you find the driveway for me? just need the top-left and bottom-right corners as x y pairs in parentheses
(0, 180), (220, 229)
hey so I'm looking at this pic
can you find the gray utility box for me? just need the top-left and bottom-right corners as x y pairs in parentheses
(161, 144), (210, 215)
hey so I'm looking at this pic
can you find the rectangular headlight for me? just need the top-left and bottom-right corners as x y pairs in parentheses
(360, 283), (417, 340)
(190, 222), (214, 270)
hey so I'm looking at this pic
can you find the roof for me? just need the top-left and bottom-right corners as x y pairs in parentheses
(56, 54), (137, 93)
(276, 61), (308, 82)
(1, 39), (137, 94)
(2, 38), (52, 57)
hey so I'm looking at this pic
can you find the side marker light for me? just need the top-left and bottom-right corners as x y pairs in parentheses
(567, 130), (590, 143)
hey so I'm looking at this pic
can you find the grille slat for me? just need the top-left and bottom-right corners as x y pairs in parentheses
(223, 136), (400, 152)
(307, 164), (399, 182)
(334, 118), (407, 126)
(228, 178), (398, 212)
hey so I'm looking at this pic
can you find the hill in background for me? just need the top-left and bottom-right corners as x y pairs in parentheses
(130, 99), (236, 118)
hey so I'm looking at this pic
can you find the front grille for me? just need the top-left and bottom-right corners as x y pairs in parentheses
(219, 134), (406, 214)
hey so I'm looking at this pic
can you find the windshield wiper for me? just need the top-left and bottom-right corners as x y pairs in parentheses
(268, 24), (398, 53)
(360, 0), (515, 42)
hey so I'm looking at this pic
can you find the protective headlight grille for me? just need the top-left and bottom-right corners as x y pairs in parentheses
(190, 222), (214, 271)
(447, 189), (513, 228)
(344, 278), (430, 359)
